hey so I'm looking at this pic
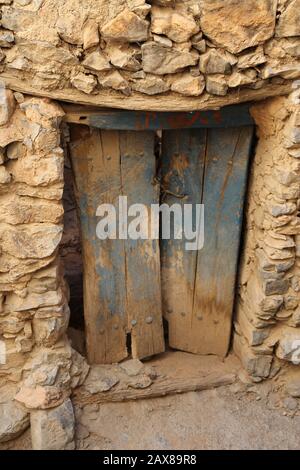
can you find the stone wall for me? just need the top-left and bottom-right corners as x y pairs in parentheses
(0, 1), (299, 110)
(0, 0), (300, 449)
(235, 83), (300, 381)
(0, 89), (88, 447)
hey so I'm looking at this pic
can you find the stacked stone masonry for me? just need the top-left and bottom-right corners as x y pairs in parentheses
(0, 91), (88, 448)
(0, 0), (300, 449)
(235, 85), (300, 381)
(0, 0), (298, 108)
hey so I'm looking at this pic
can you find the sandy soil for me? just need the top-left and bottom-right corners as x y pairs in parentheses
(2, 377), (300, 450)
(74, 383), (300, 450)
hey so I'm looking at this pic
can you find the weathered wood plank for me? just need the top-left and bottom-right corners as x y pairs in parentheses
(74, 372), (236, 405)
(63, 104), (254, 130)
(120, 131), (165, 359)
(69, 125), (128, 364)
(161, 126), (253, 357)
(69, 126), (164, 363)
(73, 352), (237, 405)
(160, 129), (207, 352)
(0, 72), (293, 112)
(191, 126), (254, 357)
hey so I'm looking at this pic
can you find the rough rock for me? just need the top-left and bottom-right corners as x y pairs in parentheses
(276, 0), (300, 38)
(284, 295), (299, 310)
(260, 296), (284, 314)
(0, 401), (29, 443)
(200, 0), (277, 54)
(128, 374), (153, 389)
(106, 43), (141, 72)
(142, 42), (198, 75)
(0, 225), (63, 260)
(0, 165), (11, 183)
(283, 396), (298, 411)
(286, 377), (300, 397)
(82, 20), (99, 50)
(119, 358), (144, 377)
(56, 13), (84, 45)
(237, 47), (267, 69)
(15, 385), (64, 409)
(70, 73), (97, 95)
(0, 28), (14, 47)
(0, 194), (63, 225)
(265, 37), (300, 58)
(69, 348), (90, 389)
(199, 49), (236, 75)
(268, 202), (297, 217)
(30, 399), (75, 450)
(0, 147), (5, 164)
(6, 141), (26, 159)
(131, 74), (169, 95)
(193, 41), (206, 54)
(153, 34), (172, 48)
(151, 5), (199, 43)
(0, 88), (15, 126)
(276, 329), (300, 364)
(227, 70), (257, 88)
(288, 148), (300, 158)
(101, 10), (149, 43)
(260, 62), (300, 80)
(8, 151), (64, 186)
(170, 74), (205, 96)
(206, 75), (228, 96)
(83, 366), (119, 394)
(32, 312), (69, 347)
(99, 70), (131, 95)
(82, 51), (111, 73)
(234, 334), (273, 379)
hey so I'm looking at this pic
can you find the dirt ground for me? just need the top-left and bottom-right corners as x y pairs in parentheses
(73, 386), (300, 450)
(2, 354), (300, 450)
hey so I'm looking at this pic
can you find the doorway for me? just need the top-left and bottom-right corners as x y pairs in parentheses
(66, 105), (254, 364)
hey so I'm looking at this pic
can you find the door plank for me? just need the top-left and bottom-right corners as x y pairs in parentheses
(120, 131), (165, 359)
(161, 127), (253, 357)
(161, 129), (207, 350)
(69, 125), (127, 364)
(69, 126), (164, 363)
(192, 126), (254, 356)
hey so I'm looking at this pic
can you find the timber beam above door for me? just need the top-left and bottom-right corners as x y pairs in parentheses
(63, 103), (254, 130)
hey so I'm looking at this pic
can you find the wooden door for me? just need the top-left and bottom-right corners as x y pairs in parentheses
(66, 105), (254, 363)
(69, 125), (165, 364)
(161, 127), (254, 357)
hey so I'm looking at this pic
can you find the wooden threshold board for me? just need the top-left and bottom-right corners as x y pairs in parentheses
(72, 352), (238, 406)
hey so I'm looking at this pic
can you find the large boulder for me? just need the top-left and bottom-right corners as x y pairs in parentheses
(30, 399), (75, 450)
(0, 401), (29, 443)
(200, 0), (277, 54)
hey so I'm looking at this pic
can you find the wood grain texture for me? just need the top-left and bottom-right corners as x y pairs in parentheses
(73, 351), (238, 405)
(120, 131), (165, 359)
(62, 104), (254, 129)
(161, 126), (254, 357)
(73, 372), (236, 405)
(69, 125), (127, 364)
(69, 126), (164, 363)
(192, 126), (254, 357)
(0, 72), (292, 111)
(160, 128), (207, 351)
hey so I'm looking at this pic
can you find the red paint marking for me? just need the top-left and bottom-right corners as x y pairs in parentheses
(199, 115), (209, 125)
(213, 111), (222, 124)
(141, 112), (157, 130)
(166, 112), (207, 129)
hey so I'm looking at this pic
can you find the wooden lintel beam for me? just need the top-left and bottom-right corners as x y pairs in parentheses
(63, 103), (254, 130)
(0, 72), (293, 112)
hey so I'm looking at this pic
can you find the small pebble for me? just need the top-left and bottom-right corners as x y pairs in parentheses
(283, 396), (298, 411)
